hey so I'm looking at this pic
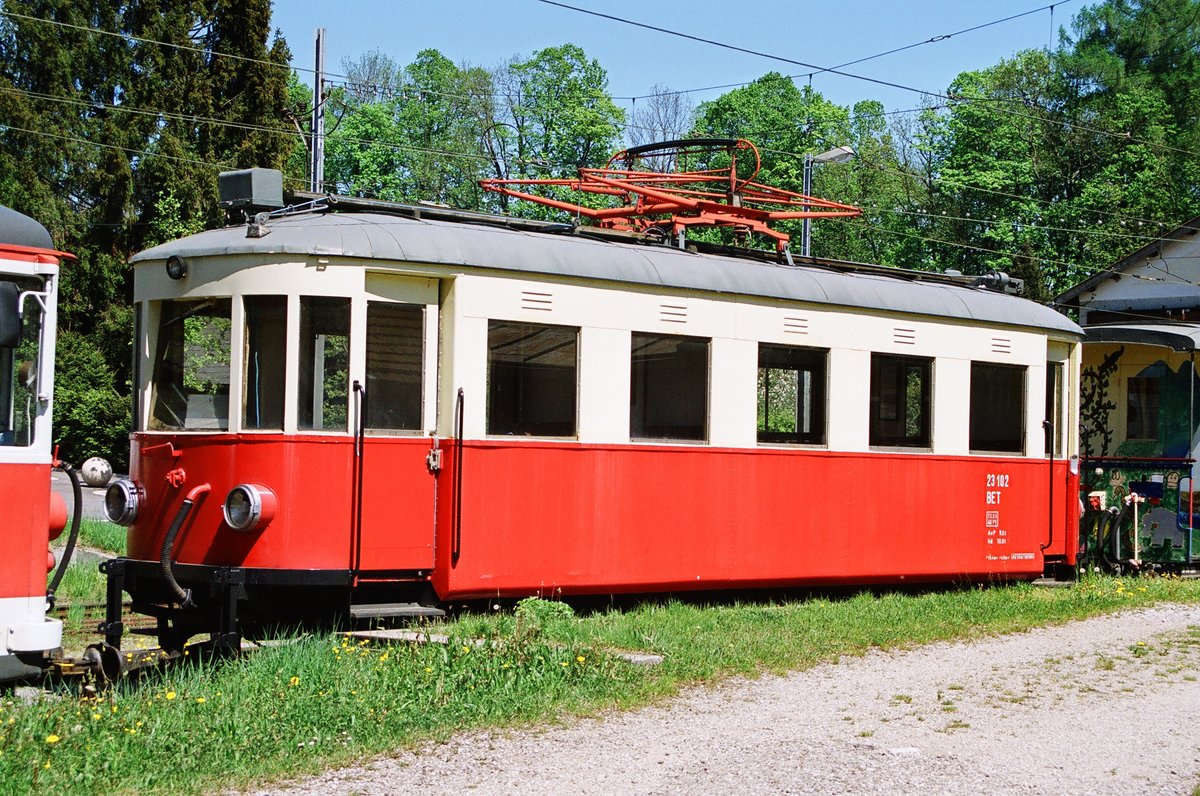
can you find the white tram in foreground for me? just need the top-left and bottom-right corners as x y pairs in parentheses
(101, 169), (1083, 651)
(0, 205), (71, 681)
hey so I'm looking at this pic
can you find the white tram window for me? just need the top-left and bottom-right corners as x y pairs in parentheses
(757, 344), (827, 445)
(243, 296), (286, 430)
(869, 353), (932, 448)
(630, 333), (709, 442)
(970, 362), (1027, 454)
(298, 297), (350, 432)
(0, 277), (44, 446)
(149, 299), (232, 432)
(487, 321), (578, 437)
(366, 302), (424, 431)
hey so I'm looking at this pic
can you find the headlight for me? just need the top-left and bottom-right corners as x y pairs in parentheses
(223, 484), (277, 532)
(104, 479), (142, 526)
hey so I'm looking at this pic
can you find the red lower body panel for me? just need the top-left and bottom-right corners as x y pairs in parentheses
(0, 462), (50, 600)
(128, 435), (1078, 602)
(432, 442), (1077, 599)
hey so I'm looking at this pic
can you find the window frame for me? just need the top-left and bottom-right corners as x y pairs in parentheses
(486, 319), (580, 438)
(868, 352), (933, 449)
(969, 360), (1027, 455)
(756, 343), (828, 446)
(1125, 375), (1159, 442)
(364, 300), (426, 434)
(147, 297), (234, 433)
(296, 295), (351, 433)
(629, 331), (710, 443)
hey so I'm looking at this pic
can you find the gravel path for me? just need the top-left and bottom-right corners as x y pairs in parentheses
(249, 605), (1200, 796)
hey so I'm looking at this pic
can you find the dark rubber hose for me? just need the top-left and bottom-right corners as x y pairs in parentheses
(46, 462), (83, 608)
(160, 499), (195, 609)
(160, 484), (210, 609)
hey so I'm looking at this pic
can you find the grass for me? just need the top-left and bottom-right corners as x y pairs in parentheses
(49, 561), (107, 607)
(74, 518), (126, 556)
(4, 575), (1200, 795)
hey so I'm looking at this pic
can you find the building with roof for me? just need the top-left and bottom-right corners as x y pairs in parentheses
(1055, 216), (1200, 565)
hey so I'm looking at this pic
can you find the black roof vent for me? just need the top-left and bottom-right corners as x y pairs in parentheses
(218, 168), (284, 213)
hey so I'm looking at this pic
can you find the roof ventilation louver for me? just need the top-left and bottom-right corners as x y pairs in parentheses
(783, 316), (809, 335)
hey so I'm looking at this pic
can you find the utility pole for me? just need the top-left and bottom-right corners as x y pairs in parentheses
(801, 145), (855, 258)
(310, 28), (326, 193)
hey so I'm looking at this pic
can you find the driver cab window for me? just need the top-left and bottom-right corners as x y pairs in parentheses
(149, 299), (232, 431)
(0, 278), (44, 446)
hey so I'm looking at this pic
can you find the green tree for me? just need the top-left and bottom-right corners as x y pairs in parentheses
(0, 0), (294, 467)
(327, 49), (491, 207)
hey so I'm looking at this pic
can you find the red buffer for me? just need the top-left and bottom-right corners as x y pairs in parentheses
(480, 138), (862, 254)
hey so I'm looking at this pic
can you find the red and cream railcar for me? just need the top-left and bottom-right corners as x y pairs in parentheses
(0, 206), (68, 681)
(103, 178), (1083, 650)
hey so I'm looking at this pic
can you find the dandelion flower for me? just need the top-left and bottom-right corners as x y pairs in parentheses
(92, 713), (101, 721)
(1137, 641), (1146, 647)
(577, 656), (585, 663)
(195, 697), (206, 704)
(45, 734), (60, 744)
(560, 662), (569, 667)
(289, 676), (300, 687)
(165, 691), (177, 700)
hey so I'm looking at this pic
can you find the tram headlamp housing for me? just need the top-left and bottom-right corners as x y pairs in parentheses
(223, 484), (277, 532)
(104, 478), (142, 526)
(165, 255), (188, 280)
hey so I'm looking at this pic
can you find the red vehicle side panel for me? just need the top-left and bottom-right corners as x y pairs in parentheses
(431, 442), (1077, 599)
(129, 434), (1077, 598)
(0, 463), (50, 599)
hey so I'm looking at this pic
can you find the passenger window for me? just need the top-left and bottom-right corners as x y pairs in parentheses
(869, 353), (932, 448)
(149, 299), (232, 431)
(298, 297), (350, 432)
(487, 321), (577, 437)
(366, 302), (424, 431)
(758, 344), (827, 444)
(242, 296), (286, 430)
(630, 333), (708, 441)
(970, 362), (1026, 453)
(1126, 376), (1159, 441)
(1045, 361), (1064, 456)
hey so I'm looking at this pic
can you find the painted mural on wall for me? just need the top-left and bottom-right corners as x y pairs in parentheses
(1080, 346), (1121, 457)
(1080, 346), (1200, 458)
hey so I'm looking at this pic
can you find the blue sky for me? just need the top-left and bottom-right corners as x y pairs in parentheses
(271, 0), (1081, 115)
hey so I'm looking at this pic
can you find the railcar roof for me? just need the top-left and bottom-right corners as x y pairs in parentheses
(133, 210), (1081, 337)
(0, 205), (53, 250)
(1082, 322), (1200, 352)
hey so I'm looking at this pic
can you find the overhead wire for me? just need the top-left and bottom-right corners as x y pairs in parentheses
(827, 216), (1200, 291)
(6, 4), (1200, 271)
(538, 0), (1200, 164)
(7, 3), (1198, 171)
(612, 1), (1076, 102)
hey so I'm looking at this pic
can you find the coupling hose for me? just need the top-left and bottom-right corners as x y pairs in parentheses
(160, 483), (210, 609)
(46, 462), (83, 607)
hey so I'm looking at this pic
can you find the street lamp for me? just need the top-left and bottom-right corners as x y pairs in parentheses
(801, 145), (855, 258)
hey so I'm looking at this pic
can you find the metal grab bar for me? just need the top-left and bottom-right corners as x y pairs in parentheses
(452, 388), (464, 565)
